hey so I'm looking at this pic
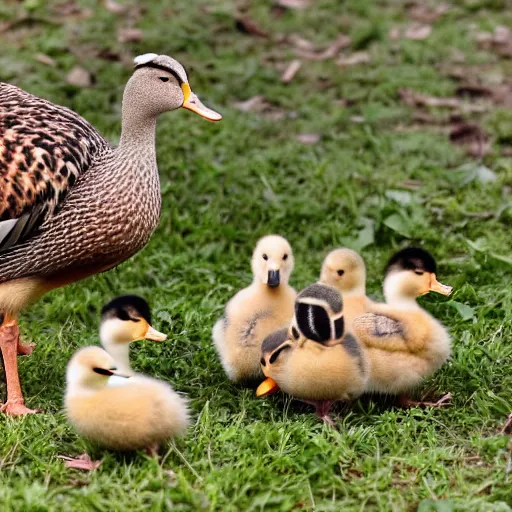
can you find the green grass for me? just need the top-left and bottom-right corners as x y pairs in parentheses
(1, 0), (512, 510)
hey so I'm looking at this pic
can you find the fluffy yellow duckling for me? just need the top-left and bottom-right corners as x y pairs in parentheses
(99, 295), (167, 375)
(213, 235), (296, 384)
(257, 283), (368, 425)
(64, 346), (189, 470)
(319, 248), (373, 328)
(352, 247), (453, 407)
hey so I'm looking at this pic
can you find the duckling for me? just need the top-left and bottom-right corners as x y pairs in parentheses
(352, 247), (453, 407)
(100, 295), (167, 375)
(213, 235), (296, 384)
(0, 53), (221, 415)
(319, 248), (373, 328)
(257, 283), (368, 425)
(64, 346), (189, 470)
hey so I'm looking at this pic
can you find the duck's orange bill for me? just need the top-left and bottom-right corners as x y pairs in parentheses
(256, 377), (279, 397)
(429, 274), (453, 296)
(181, 83), (222, 122)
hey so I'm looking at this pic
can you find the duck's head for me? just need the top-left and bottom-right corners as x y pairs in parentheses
(251, 235), (294, 289)
(66, 346), (129, 391)
(290, 283), (345, 347)
(256, 328), (292, 397)
(384, 247), (452, 303)
(124, 53), (222, 121)
(320, 248), (366, 296)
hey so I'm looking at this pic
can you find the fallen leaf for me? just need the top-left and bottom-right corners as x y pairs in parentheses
(104, 0), (126, 14)
(450, 123), (491, 158)
(232, 96), (288, 120)
(117, 27), (144, 43)
(66, 66), (92, 87)
(400, 179), (423, 190)
(399, 89), (487, 113)
(389, 27), (400, 41)
(235, 16), (268, 38)
(350, 115), (365, 123)
(295, 34), (351, 60)
(476, 26), (512, 57)
(404, 23), (432, 40)
(337, 51), (370, 67)
(35, 53), (56, 67)
(296, 133), (320, 144)
(281, 59), (302, 83)
(275, 0), (310, 8)
(408, 4), (449, 24)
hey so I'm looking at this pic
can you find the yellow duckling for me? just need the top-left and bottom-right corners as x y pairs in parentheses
(213, 235), (296, 384)
(257, 283), (368, 425)
(99, 295), (167, 375)
(64, 346), (189, 470)
(352, 247), (453, 407)
(319, 248), (373, 328)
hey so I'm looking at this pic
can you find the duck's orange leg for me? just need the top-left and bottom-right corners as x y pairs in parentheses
(0, 315), (39, 415)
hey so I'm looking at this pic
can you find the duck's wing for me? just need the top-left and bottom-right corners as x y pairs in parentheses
(352, 313), (408, 352)
(0, 83), (109, 252)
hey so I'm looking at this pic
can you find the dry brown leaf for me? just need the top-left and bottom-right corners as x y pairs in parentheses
(235, 16), (268, 38)
(275, 0), (310, 9)
(337, 51), (371, 67)
(281, 59), (302, 83)
(117, 27), (144, 43)
(408, 4), (449, 24)
(232, 96), (287, 120)
(66, 66), (92, 87)
(35, 53), (56, 67)
(286, 33), (316, 51)
(296, 133), (320, 144)
(476, 26), (512, 57)
(404, 23), (432, 40)
(104, 0), (126, 14)
(450, 123), (491, 158)
(350, 115), (365, 123)
(389, 27), (400, 41)
(295, 34), (351, 60)
(399, 88), (487, 113)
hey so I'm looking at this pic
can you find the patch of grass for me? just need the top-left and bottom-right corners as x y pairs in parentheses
(1, 0), (512, 510)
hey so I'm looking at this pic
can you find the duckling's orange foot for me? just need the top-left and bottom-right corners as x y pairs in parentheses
(397, 392), (452, 408)
(0, 398), (40, 416)
(145, 443), (160, 457)
(501, 413), (512, 434)
(17, 341), (36, 356)
(308, 400), (337, 426)
(59, 454), (102, 471)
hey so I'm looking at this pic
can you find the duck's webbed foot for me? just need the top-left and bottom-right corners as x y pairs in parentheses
(0, 398), (40, 416)
(303, 400), (337, 426)
(145, 443), (160, 457)
(59, 454), (102, 471)
(397, 392), (452, 408)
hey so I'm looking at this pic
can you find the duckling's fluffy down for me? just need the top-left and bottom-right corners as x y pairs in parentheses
(65, 377), (189, 451)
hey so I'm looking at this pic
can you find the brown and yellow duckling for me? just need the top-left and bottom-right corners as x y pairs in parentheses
(319, 248), (374, 328)
(64, 346), (189, 470)
(99, 295), (167, 376)
(257, 283), (368, 425)
(0, 53), (221, 415)
(352, 247), (453, 407)
(213, 235), (296, 384)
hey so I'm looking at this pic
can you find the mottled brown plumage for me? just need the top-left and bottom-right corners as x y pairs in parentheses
(0, 53), (221, 415)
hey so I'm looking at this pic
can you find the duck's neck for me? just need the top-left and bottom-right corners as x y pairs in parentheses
(342, 284), (366, 298)
(119, 103), (158, 151)
(101, 340), (133, 375)
(383, 285), (419, 309)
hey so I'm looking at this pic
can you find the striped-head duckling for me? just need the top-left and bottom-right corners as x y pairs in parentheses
(257, 283), (368, 425)
(64, 346), (189, 470)
(212, 235), (297, 384)
(352, 247), (452, 407)
(319, 248), (373, 328)
(100, 295), (167, 375)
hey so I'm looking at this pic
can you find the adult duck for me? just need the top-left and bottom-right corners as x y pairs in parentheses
(0, 53), (221, 415)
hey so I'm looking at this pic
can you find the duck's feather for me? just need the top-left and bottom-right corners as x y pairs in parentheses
(353, 313), (404, 338)
(0, 82), (108, 252)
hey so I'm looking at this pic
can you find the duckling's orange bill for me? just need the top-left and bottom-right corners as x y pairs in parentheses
(256, 377), (279, 397)
(181, 83), (222, 122)
(429, 274), (452, 296)
(145, 325), (167, 342)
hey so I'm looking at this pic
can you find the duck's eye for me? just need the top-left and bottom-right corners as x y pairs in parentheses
(414, 270), (424, 276)
(283, 254), (288, 261)
(260, 357), (266, 367)
(291, 326), (300, 340)
(337, 269), (344, 276)
(159, 77), (169, 82)
(262, 254), (268, 261)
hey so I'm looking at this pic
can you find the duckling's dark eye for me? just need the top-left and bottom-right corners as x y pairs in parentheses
(414, 270), (424, 276)
(159, 77), (169, 82)
(260, 357), (266, 367)
(93, 367), (113, 376)
(283, 254), (288, 261)
(262, 254), (268, 261)
(337, 269), (344, 276)
(291, 326), (300, 340)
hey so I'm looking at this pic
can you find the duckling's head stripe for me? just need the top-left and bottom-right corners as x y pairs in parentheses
(386, 247), (437, 274)
(297, 283), (343, 314)
(261, 328), (289, 355)
(295, 303), (332, 343)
